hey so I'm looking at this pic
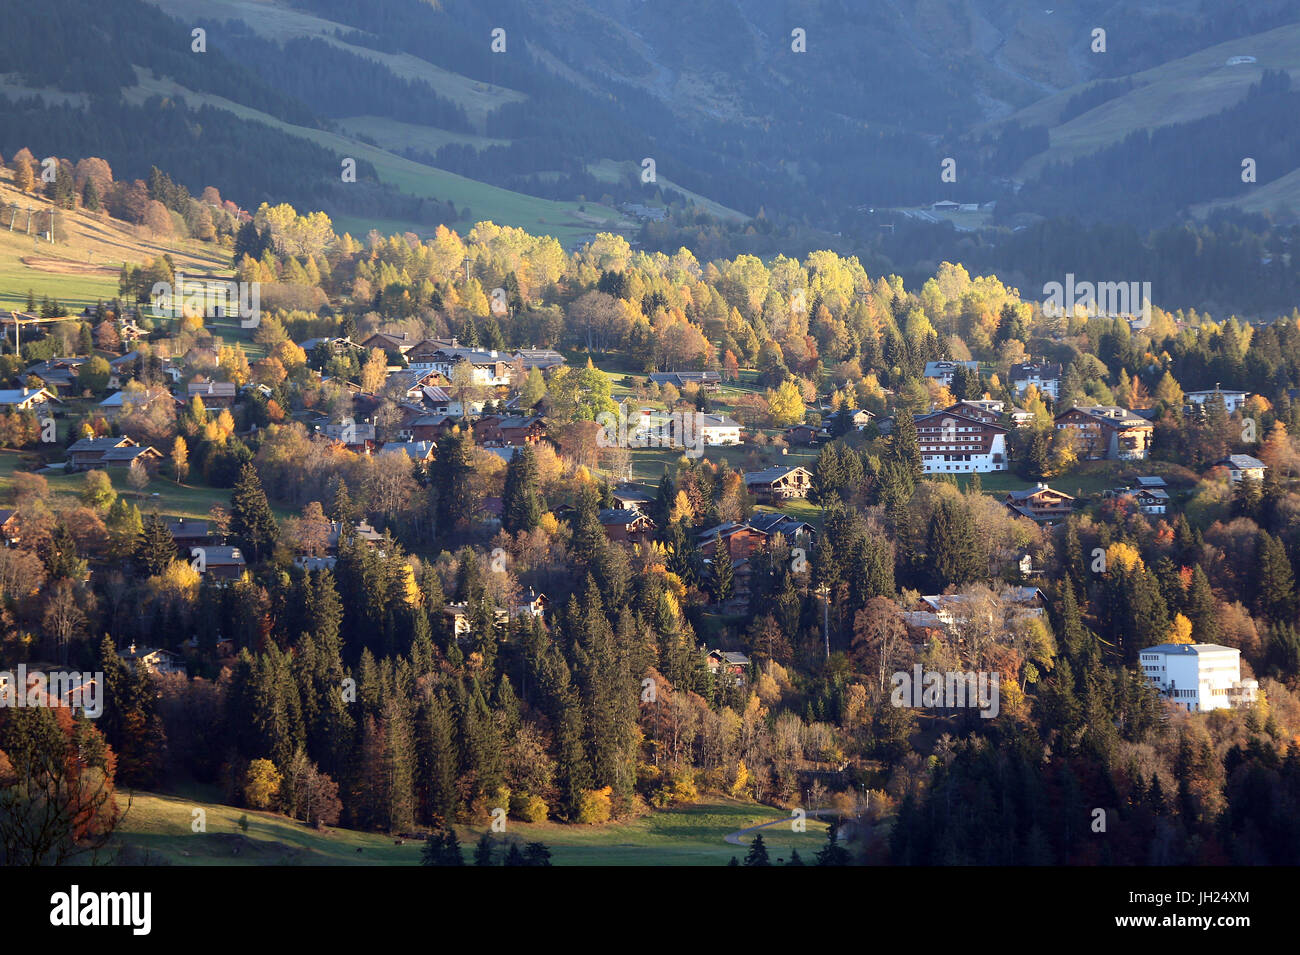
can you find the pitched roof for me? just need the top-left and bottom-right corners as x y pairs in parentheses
(1221, 454), (1266, 469)
(743, 465), (809, 484)
(68, 436), (135, 453)
(1058, 405), (1149, 427)
(598, 508), (650, 525)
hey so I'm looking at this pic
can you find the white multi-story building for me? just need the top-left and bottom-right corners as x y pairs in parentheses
(1185, 386), (1249, 415)
(915, 410), (1008, 473)
(1139, 643), (1258, 713)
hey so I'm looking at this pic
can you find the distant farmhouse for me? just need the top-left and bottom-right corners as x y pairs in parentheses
(0, 387), (59, 413)
(649, 371), (722, 392)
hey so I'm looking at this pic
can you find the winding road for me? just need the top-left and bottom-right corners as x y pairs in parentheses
(724, 809), (839, 846)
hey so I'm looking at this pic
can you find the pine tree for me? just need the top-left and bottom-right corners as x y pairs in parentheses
(136, 513), (177, 577)
(1255, 531), (1295, 621)
(433, 428), (475, 539)
(743, 832), (771, 866)
(421, 829), (464, 865)
(711, 543), (735, 604)
(230, 463), (278, 561)
(82, 179), (101, 212)
(502, 444), (543, 534)
(816, 823), (852, 865)
(473, 832), (495, 866)
(459, 315), (479, 348)
(523, 842), (552, 866)
(380, 696), (417, 833)
(925, 499), (980, 590)
(569, 484), (606, 566)
(418, 694), (459, 824)
(889, 408), (923, 483)
(328, 477), (356, 524)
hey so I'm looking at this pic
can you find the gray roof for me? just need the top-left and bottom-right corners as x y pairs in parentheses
(922, 360), (978, 377)
(743, 465), (809, 484)
(1221, 454), (1266, 469)
(68, 436), (134, 453)
(598, 508), (649, 525)
(710, 650), (751, 666)
(379, 441), (435, 460)
(203, 546), (246, 566)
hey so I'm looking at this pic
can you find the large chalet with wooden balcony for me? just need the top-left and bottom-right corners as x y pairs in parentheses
(1054, 405), (1153, 460)
(474, 414), (546, 447)
(1005, 484), (1075, 524)
(915, 409), (1008, 473)
(697, 513), (815, 560)
(743, 465), (812, 504)
(598, 508), (655, 544)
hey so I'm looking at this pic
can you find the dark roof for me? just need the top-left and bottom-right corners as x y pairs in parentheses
(743, 465), (809, 484)
(598, 508), (649, 525)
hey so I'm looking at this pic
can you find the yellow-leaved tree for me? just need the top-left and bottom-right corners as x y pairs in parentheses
(244, 759), (282, 810)
(1168, 613), (1194, 644)
(766, 379), (805, 428)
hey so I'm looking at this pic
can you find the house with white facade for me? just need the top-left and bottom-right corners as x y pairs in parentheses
(922, 360), (979, 387)
(1139, 643), (1258, 713)
(1009, 362), (1063, 401)
(1216, 454), (1267, 483)
(698, 413), (742, 446)
(915, 409), (1008, 473)
(1185, 386), (1249, 415)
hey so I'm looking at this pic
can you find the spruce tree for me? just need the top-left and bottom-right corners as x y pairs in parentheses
(523, 842), (552, 866)
(137, 513), (177, 577)
(473, 832), (495, 866)
(925, 499), (980, 591)
(433, 428), (475, 539)
(711, 542), (735, 604)
(743, 832), (771, 866)
(502, 444), (543, 534)
(816, 823), (852, 865)
(889, 408), (923, 484)
(230, 463), (278, 561)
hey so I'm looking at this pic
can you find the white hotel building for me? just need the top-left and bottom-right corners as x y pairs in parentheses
(914, 410), (1009, 473)
(1139, 643), (1258, 713)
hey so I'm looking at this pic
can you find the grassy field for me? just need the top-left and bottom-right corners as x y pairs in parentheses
(0, 175), (231, 312)
(586, 158), (748, 223)
(121, 74), (633, 247)
(1001, 22), (1300, 181)
(109, 790), (829, 866)
(148, 0), (529, 131)
(0, 449), (296, 522)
